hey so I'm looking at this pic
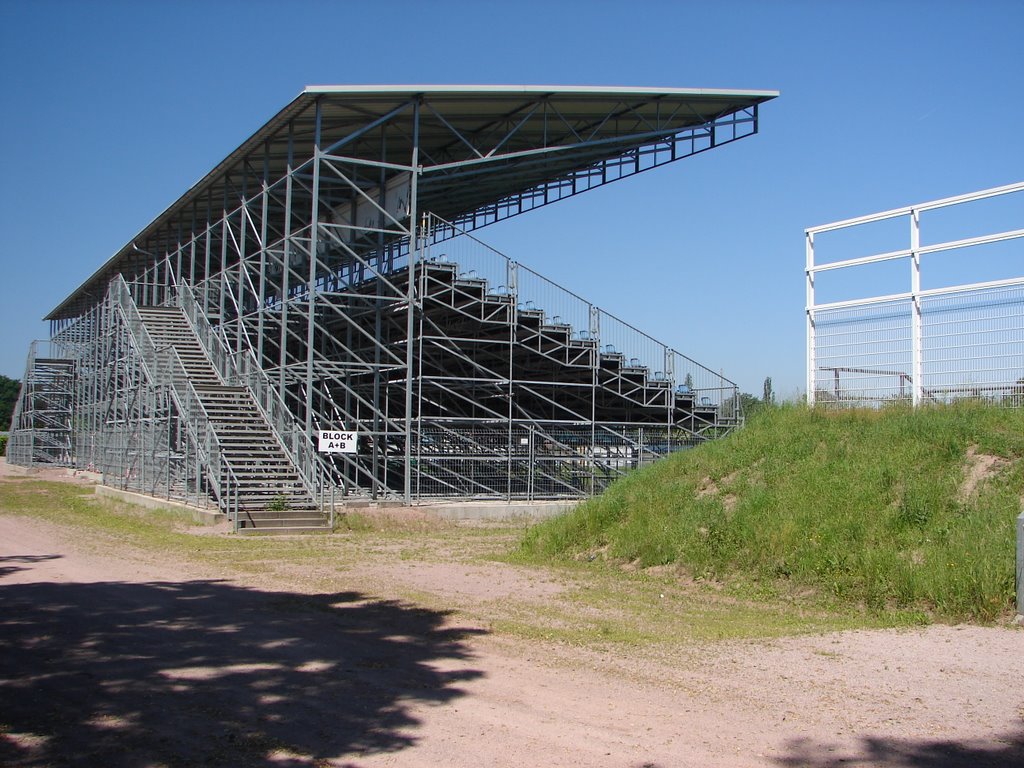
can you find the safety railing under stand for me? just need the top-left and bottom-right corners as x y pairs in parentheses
(422, 213), (742, 423)
(6, 340), (41, 467)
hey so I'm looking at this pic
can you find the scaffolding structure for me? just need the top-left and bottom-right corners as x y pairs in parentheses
(10, 85), (776, 520)
(7, 341), (75, 467)
(806, 181), (1024, 408)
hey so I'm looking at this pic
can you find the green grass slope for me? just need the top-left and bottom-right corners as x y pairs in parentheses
(521, 404), (1024, 621)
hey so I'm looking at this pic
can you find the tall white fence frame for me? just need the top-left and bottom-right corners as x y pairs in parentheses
(806, 181), (1024, 407)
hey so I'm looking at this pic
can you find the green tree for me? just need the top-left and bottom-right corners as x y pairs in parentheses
(762, 376), (774, 405)
(722, 390), (762, 419)
(0, 375), (22, 431)
(740, 391), (762, 414)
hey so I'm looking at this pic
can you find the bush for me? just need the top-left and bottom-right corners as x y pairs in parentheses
(267, 494), (289, 512)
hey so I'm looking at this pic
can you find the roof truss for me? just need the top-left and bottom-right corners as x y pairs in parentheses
(49, 85), (777, 319)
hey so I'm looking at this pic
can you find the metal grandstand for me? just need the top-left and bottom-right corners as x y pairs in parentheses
(8, 85), (776, 530)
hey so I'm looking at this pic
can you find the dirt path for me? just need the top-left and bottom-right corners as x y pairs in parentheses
(1, 472), (1022, 766)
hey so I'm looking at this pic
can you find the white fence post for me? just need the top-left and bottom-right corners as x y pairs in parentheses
(805, 181), (1024, 408)
(1017, 510), (1023, 617)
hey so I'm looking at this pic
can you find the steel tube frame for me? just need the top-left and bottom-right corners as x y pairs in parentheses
(14, 90), (755, 504)
(806, 181), (1024, 407)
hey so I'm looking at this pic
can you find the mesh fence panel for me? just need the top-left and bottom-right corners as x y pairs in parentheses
(812, 287), (1024, 407)
(921, 284), (1024, 404)
(812, 300), (913, 406)
(808, 183), (1024, 409)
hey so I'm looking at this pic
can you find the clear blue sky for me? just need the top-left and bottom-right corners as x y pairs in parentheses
(1, 0), (1021, 398)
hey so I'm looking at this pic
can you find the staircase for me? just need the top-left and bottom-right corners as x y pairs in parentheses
(137, 307), (329, 533)
(6, 345), (74, 467)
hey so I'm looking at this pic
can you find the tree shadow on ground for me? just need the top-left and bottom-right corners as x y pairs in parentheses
(772, 730), (1024, 768)
(0, 554), (62, 578)
(0, 566), (485, 766)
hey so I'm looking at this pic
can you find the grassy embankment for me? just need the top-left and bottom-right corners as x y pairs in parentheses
(519, 403), (1024, 622)
(2, 404), (1019, 645)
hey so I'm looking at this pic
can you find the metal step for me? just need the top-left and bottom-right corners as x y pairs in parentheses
(137, 305), (327, 532)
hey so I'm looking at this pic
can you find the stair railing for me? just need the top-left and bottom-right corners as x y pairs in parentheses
(175, 278), (336, 514)
(109, 276), (243, 529)
(6, 341), (41, 466)
(8, 343), (77, 467)
(424, 212), (743, 431)
(160, 345), (244, 531)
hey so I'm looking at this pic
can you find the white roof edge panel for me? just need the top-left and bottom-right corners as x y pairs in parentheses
(301, 84), (780, 99)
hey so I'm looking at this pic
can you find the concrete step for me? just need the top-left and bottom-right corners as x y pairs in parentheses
(236, 525), (331, 535)
(237, 507), (321, 518)
(237, 514), (326, 523)
(237, 509), (325, 521)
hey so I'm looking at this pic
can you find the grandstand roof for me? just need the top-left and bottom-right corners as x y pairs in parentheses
(49, 85), (777, 319)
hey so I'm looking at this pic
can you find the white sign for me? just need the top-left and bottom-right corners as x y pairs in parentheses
(318, 430), (357, 454)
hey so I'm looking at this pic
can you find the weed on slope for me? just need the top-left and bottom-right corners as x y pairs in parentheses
(519, 403), (1024, 622)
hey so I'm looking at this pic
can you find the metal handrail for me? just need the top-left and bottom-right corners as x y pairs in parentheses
(161, 345), (244, 530)
(110, 276), (244, 529)
(423, 213), (741, 422)
(175, 278), (337, 512)
(5, 341), (41, 466)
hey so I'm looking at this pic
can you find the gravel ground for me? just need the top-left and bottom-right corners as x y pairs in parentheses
(1, 461), (1022, 767)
